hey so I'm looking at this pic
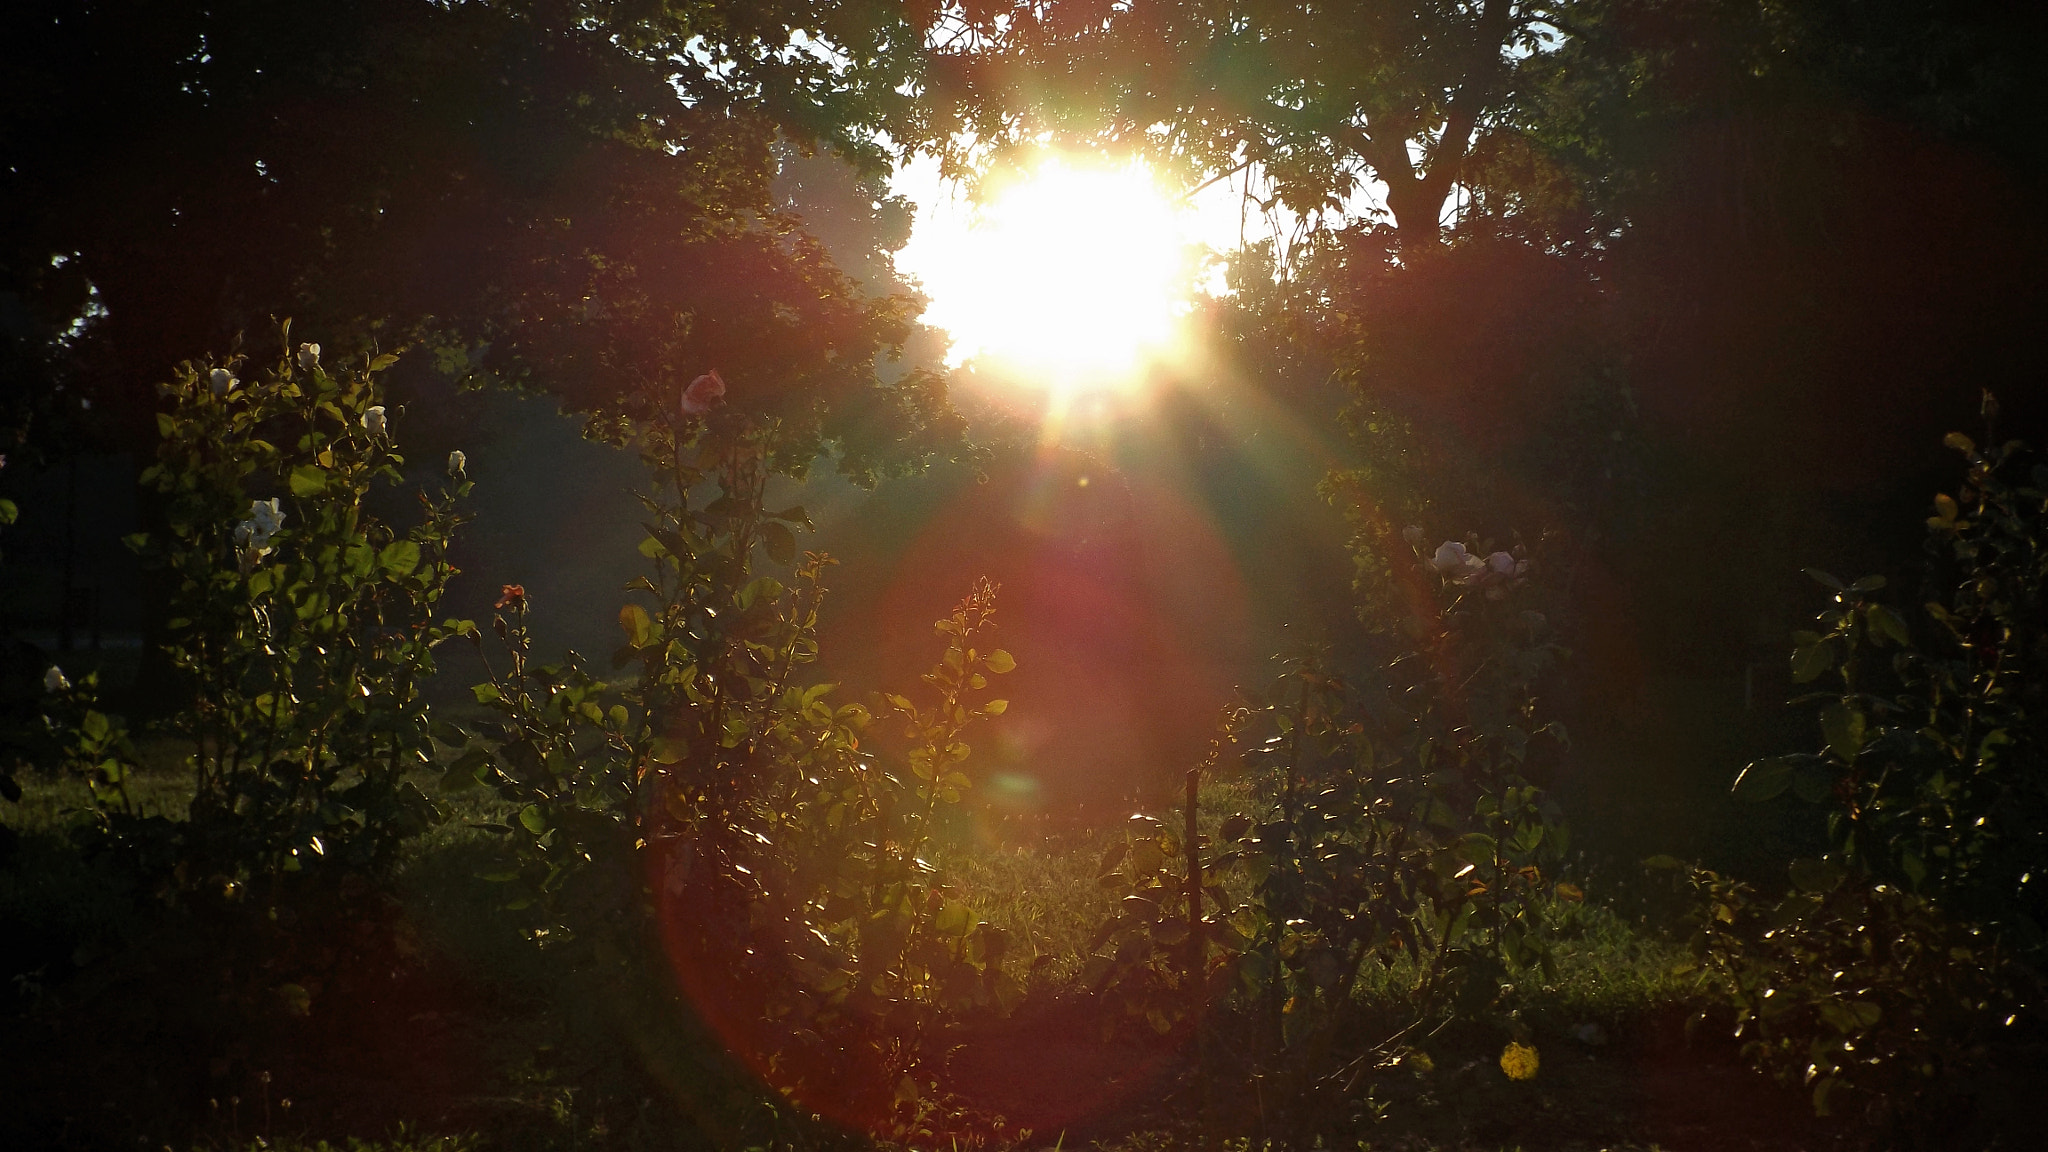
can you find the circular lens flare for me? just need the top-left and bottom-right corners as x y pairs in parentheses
(901, 157), (1198, 392)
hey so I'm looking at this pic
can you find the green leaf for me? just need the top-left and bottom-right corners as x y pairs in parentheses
(277, 983), (313, 1017)
(1732, 757), (1795, 802)
(738, 576), (784, 609)
(369, 353), (401, 372)
(471, 683), (502, 705)
(288, 464), (328, 497)
(985, 649), (1016, 674)
(343, 542), (377, 578)
(1128, 839), (1165, 874)
(618, 602), (654, 647)
(1804, 568), (1846, 591)
(1095, 842), (1127, 877)
(933, 899), (972, 936)
(1944, 431), (1976, 454)
(439, 759), (482, 793)
(1864, 603), (1911, 647)
(1790, 761), (1836, 804)
(1791, 638), (1835, 683)
(378, 540), (421, 577)
(761, 520), (797, 566)
(1453, 834), (1497, 867)
(1820, 701), (1866, 759)
(0, 498), (16, 526)
(1977, 727), (2015, 766)
(980, 699), (1009, 716)
(1812, 1075), (1840, 1118)
(768, 505), (813, 529)
(518, 805), (547, 834)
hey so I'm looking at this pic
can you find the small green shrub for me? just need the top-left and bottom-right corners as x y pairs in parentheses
(1696, 414), (2048, 1123)
(442, 391), (1018, 1134)
(1088, 530), (1577, 1064)
(54, 330), (469, 908)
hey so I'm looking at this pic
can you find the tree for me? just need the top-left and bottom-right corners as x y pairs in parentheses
(922, 0), (1574, 249)
(0, 0), (961, 467)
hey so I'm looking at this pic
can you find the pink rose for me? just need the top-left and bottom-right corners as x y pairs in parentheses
(681, 370), (726, 417)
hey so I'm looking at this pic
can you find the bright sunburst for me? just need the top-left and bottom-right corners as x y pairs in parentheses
(897, 157), (1200, 390)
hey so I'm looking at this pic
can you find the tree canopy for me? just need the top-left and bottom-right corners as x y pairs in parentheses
(0, 0), (964, 472)
(916, 0), (1572, 248)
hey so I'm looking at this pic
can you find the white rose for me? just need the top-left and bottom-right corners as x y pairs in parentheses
(1430, 541), (1472, 574)
(297, 342), (321, 372)
(234, 522), (273, 568)
(209, 368), (237, 396)
(1401, 524), (1424, 546)
(249, 498), (286, 537)
(448, 449), (466, 477)
(1486, 551), (1516, 578)
(236, 499), (285, 560)
(362, 405), (387, 438)
(45, 666), (70, 693)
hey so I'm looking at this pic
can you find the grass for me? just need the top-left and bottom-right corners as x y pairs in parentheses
(9, 734), (195, 828)
(1, 763), (1828, 1152)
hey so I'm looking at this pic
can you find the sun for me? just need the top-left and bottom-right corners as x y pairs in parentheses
(898, 157), (1199, 390)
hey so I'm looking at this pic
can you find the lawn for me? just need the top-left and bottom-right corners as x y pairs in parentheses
(2, 761), (1856, 1152)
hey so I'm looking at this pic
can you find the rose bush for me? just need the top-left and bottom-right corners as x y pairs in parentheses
(64, 328), (470, 909)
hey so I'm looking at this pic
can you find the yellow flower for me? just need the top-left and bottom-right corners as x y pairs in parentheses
(1500, 1041), (1540, 1081)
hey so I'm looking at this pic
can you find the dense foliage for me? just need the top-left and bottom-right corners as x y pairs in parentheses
(1688, 415), (2048, 1125)
(1089, 527), (1574, 1104)
(0, 0), (965, 468)
(72, 336), (465, 902)
(428, 379), (1018, 1133)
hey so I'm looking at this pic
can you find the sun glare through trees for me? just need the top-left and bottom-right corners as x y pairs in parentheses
(896, 156), (1211, 393)
(6, 1), (2048, 1149)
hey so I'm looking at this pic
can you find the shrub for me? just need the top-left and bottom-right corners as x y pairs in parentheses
(442, 391), (1017, 1133)
(1697, 414), (2048, 1123)
(64, 330), (468, 906)
(1088, 528), (1576, 1076)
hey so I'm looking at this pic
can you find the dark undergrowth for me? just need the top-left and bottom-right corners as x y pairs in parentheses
(17, 765), (2035, 1152)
